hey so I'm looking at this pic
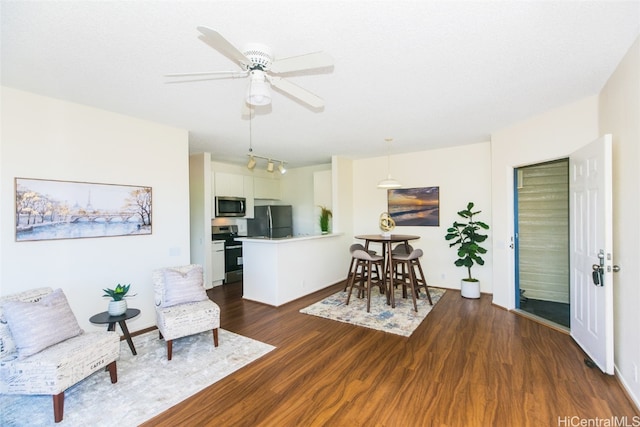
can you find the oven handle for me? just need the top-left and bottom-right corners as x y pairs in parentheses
(226, 245), (243, 250)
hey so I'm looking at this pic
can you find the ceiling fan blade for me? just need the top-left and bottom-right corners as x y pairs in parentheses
(270, 51), (334, 74)
(165, 71), (248, 78)
(196, 26), (251, 69)
(266, 75), (324, 108)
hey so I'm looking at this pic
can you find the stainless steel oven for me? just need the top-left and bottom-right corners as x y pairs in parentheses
(212, 225), (243, 283)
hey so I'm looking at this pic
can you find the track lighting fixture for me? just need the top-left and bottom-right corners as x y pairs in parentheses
(246, 153), (287, 174)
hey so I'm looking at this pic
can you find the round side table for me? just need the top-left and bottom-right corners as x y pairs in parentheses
(90, 308), (141, 355)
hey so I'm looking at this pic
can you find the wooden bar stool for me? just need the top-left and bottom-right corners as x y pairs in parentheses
(346, 249), (385, 312)
(391, 248), (432, 312)
(391, 243), (414, 285)
(344, 243), (381, 291)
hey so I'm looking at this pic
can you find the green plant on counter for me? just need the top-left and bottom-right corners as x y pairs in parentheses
(319, 206), (332, 233)
(102, 283), (132, 301)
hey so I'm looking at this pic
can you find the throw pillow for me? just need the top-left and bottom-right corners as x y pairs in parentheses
(162, 265), (208, 307)
(2, 288), (83, 359)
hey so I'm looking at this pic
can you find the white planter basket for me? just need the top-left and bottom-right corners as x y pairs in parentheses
(108, 299), (128, 316)
(460, 279), (480, 299)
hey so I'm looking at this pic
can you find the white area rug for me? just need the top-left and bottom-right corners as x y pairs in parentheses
(1, 329), (275, 426)
(300, 287), (445, 337)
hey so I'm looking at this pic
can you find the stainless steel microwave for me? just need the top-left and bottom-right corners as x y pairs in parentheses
(215, 196), (246, 217)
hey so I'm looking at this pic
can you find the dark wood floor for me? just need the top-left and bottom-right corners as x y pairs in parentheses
(142, 281), (638, 426)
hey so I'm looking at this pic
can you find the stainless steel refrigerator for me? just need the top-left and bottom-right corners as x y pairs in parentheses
(247, 205), (293, 239)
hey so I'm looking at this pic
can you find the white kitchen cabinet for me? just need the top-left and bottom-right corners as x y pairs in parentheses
(254, 177), (281, 200)
(211, 241), (225, 287)
(214, 172), (244, 197)
(212, 172), (255, 218)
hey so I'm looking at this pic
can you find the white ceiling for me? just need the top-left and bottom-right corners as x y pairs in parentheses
(2, 1), (639, 168)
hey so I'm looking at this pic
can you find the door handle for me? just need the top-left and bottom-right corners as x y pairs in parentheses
(592, 264), (604, 286)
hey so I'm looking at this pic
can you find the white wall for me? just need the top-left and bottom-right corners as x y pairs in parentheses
(190, 153), (212, 286)
(280, 163), (332, 236)
(598, 36), (640, 407)
(490, 96), (599, 309)
(332, 155), (354, 235)
(0, 87), (191, 332)
(351, 142), (493, 292)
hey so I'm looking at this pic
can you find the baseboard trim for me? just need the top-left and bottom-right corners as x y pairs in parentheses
(614, 365), (640, 412)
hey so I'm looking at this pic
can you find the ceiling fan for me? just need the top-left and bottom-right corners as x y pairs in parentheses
(166, 26), (333, 109)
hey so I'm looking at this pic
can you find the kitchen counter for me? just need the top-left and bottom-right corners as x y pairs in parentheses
(239, 233), (348, 306)
(236, 233), (339, 243)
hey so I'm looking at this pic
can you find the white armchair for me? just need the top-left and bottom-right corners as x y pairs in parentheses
(152, 264), (220, 360)
(0, 287), (120, 423)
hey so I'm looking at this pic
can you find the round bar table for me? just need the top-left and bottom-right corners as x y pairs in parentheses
(354, 234), (420, 308)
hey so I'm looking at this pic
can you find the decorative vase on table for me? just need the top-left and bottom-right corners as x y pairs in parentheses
(108, 299), (128, 316)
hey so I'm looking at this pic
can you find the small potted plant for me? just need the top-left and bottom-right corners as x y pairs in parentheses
(444, 202), (490, 299)
(319, 206), (332, 234)
(103, 283), (133, 316)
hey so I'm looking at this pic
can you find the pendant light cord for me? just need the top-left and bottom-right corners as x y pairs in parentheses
(249, 106), (253, 154)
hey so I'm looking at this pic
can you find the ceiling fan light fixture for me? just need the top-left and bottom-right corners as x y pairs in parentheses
(246, 70), (272, 106)
(267, 160), (274, 173)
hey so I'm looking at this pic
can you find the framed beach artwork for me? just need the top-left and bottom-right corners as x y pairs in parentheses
(15, 177), (152, 242)
(387, 186), (439, 226)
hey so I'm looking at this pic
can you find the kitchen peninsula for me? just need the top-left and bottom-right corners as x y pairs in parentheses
(238, 233), (348, 306)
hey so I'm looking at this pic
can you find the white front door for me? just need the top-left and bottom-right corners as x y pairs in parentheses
(569, 134), (614, 374)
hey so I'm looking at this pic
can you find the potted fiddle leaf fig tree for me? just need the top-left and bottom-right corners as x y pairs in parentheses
(445, 202), (490, 299)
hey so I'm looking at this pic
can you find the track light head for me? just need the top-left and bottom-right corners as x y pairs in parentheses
(247, 156), (257, 170)
(278, 162), (287, 174)
(267, 160), (274, 173)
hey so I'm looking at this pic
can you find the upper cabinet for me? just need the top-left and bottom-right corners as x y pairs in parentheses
(214, 172), (244, 197)
(212, 172), (255, 218)
(254, 177), (281, 200)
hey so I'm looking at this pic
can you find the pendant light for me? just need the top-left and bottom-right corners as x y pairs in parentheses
(377, 138), (401, 189)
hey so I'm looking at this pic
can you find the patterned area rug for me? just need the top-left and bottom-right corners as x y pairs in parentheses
(300, 287), (446, 337)
(1, 329), (274, 426)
